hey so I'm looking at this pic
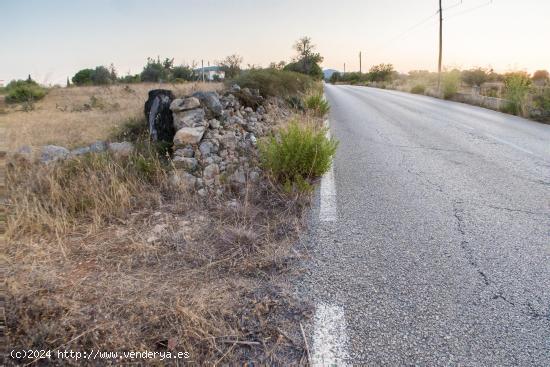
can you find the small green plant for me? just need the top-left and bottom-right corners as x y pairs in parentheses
(503, 72), (532, 116)
(410, 84), (426, 95)
(304, 93), (330, 116)
(259, 121), (338, 191)
(442, 70), (460, 99)
(286, 95), (304, 111)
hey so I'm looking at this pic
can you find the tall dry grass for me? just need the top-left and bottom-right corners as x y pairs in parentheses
(5, 87), (311, 365)
(0, 82), (221, 151)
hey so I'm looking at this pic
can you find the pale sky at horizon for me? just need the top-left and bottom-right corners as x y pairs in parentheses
(2, 0), (549, 85)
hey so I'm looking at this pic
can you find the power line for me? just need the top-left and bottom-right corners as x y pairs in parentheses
(376, 11), (439, 50)
(446, 0), (493, 19)
(443, 0), (463, 11)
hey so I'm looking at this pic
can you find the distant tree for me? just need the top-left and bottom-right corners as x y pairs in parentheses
(119, 73), (141, 83)
(172, 65), (194, 81)
(26, 74), (33, 83)
(368, 64), (394, 82)
(219, 54), (243, 79)
(72, 68), (94, 85)
(329, 72), (341, 84)
(66, 77), (70, 87)
(532, 70), (549, 84)
(461, 67), (489, 86)
(91, 66), (113, 85)
(109, 63), (118, 81)
(141, 57), (172, 82)
(269, 61), (286, 70)
(284, 36), (324, 80)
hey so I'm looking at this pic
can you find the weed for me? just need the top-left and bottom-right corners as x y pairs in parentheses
(259, 120), (337, 190)
(504, 72), (532, 116)
(304, 93), (330, 116)
(442, 70), (460, 99)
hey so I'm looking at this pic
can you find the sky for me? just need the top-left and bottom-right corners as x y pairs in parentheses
(2, 0), (549, 85)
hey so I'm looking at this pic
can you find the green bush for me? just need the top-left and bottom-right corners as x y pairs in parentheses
(4, 79), (47, 103)
(410, 84), (426, 94)
(259, 121), (338, 189)
(91, 66), (113, 85)
(503, 72), (532, 116)
(530, 87), (550, 120)
(72, 69), (94, 85)
(461, 67), (489, 87)
(304, 93), (330, 116)
(229, 69), (315, 98)
(442, 70), (460, 99)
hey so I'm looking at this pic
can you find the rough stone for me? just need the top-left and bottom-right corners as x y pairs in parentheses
(169, 170), (197, 190)
(173, 108), (206, 130)
(230, 167), (247, 186)
(199, 140), (219, 157)
(193, 91), (223, 117)
(219, 131), (237, 150)
(203, 163), (220, 180)
(89, 141), (107, 152)
(170, 97), (200, 112)
(174, 146), (194, 158)
(173, 156), (198, 171)
(173, 126), (206, 146)
(41, 145), (70, 163)
(108, 142), (134, 157)
(71, 146), (91, 156)
(208, 119), (221, 129)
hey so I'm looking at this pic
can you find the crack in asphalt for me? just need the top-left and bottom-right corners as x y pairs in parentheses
(526, 303), (550, 321)
(453, 203), (492, 288)
(454, 202), (549, 322)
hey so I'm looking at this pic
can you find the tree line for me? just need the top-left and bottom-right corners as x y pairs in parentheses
(69, 37), (326, 86)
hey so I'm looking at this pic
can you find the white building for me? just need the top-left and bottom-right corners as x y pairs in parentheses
(195, 66), (225, 81)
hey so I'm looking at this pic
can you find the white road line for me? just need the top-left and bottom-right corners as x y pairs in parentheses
(485, 133), (535, 156)
(319, 120), (337, 222)
(312, 303), (350, 367)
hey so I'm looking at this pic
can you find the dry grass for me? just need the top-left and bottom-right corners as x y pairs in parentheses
(6, 154), (311, 365)
(5, 88), (313, 365)
(0, 82), (221, 151)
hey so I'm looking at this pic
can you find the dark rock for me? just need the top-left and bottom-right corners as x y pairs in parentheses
(144, 89), (176, 142)
(233, 88), (264, 108)
(192, 91), (223, 117)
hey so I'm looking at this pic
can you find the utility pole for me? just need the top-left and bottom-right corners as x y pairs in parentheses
(359, 52), (362, 74)
(201, 59), (205, 83)
(437, 0), (443, 91)
(344, 63), (346, 75)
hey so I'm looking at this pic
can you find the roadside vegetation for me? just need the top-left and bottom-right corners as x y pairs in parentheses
(6, 36), (335, 365)
(260, 121), (337, 193)
(229, 69), (314, 98)
(330, 65), (550, 122)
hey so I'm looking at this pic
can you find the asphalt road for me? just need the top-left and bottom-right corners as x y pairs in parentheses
(302, 85), (550, 366)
